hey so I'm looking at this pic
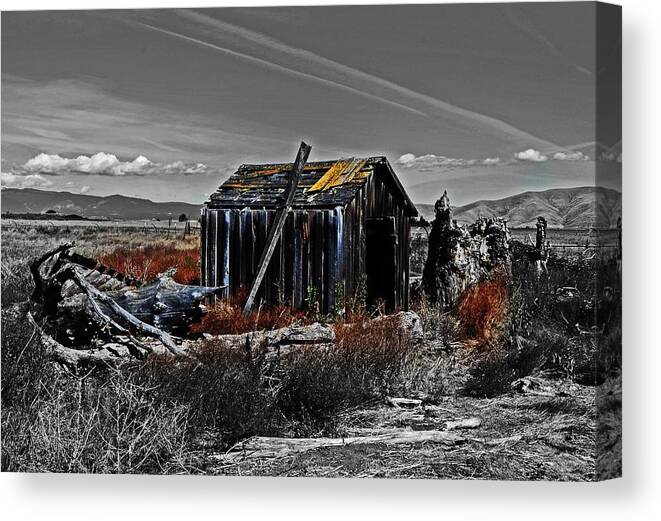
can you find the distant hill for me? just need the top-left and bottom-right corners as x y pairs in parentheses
(416, 186), (621, 228)
(1, 188), (202, 221)
(2, 186), (621, 228)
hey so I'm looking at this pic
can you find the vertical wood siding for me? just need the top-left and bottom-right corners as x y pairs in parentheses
(203, 207), (350, 314)
(203, 167), (412, 313)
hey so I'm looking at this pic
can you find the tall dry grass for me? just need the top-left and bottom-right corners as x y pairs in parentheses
(99, 243), (200, 285)
(137, 315), (430, 444)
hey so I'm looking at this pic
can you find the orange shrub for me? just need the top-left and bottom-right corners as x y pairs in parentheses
(99, 244), (200, 285)
(191, 297), (313, 335)
(455, 275), (509, 347)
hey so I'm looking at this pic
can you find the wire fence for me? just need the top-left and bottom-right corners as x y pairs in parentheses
(1, 218), (202, 236)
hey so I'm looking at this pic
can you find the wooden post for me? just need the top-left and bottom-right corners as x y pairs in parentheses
(243, 141), (311, 315)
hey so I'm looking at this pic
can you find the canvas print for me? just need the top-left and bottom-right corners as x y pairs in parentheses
(1, 2), (621, 480)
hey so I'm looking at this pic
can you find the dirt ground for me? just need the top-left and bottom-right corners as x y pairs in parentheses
(197, 373), (600, 481)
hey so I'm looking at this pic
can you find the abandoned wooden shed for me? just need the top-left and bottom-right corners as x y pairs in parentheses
(200, 149), (418, 314)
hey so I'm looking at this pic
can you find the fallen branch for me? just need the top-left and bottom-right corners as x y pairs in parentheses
(202, 322), (335, 353)
(386, 397), (422, 409)
(223, 430), (465, 461)
(445, 417), (482, 430)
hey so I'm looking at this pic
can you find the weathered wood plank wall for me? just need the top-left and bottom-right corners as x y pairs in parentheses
(201, 207), (347, 314)
(201, 162), (412, 313)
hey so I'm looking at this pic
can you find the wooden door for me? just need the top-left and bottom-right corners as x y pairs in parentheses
(365, 217), (398, 311)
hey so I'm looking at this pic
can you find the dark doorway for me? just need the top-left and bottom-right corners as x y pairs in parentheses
(366, 217), (398, 311)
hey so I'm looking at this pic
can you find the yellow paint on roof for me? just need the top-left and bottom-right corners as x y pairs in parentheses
(308, 158), (368, 193)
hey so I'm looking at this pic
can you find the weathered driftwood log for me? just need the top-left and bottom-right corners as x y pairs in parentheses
(200, 313), (421, 357)
(99, 276), (223, 335)
(445, 417), (482, 430)
(24, 309), (123, 369)
(197, 322), (335, 358)
(65, 267), (186, 356)
(223, 429), (466, 461)
(422, 190), (511, 309)
(25, 243), (225, 364)
(32, 244), (223, 337)
(386, 397), (423, 409)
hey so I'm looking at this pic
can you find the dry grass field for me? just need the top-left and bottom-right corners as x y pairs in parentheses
(1, 221), (621, 480)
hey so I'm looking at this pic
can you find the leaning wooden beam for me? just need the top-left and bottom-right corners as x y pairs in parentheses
(224, 430), (465, 461)
(243, 141), (312, 315)
(66, 267), (187, 356)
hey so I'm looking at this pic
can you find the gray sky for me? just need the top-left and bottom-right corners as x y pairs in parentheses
(1, 3), (621, 205)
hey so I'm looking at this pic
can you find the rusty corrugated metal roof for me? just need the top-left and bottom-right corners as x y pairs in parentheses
(206, 156), (417, 216)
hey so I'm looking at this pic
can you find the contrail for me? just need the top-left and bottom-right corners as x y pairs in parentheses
(135, 21), (425, 117)
(169, 9), (561, 150)
(503, 5), (593, 78)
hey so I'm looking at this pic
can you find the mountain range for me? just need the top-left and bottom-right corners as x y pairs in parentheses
(2, 186), (621, 228)
(0, 188), (202, 221)
(413, 186), (621, 228)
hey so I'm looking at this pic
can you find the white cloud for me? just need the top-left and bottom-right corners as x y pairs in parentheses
(398, 153), (417, 166)
(1, 172), (53, 189)
(515, 149), (548, 162)
(20, 152), (209, 176)
(482, 157), (502, 165)
(397, 153), (502, 168)
(80, 185), (91, 194)
(552, 151), (589, 161)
